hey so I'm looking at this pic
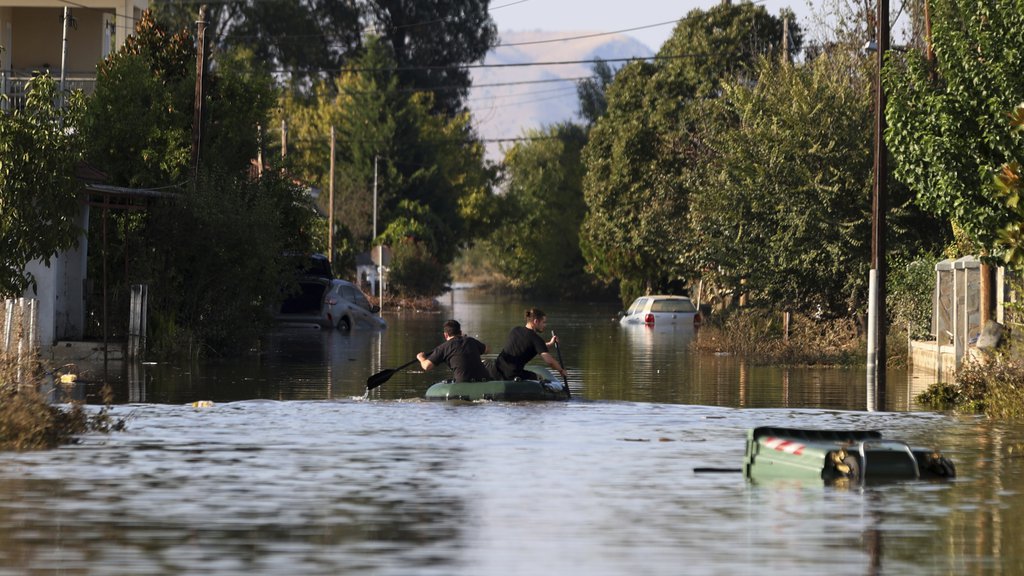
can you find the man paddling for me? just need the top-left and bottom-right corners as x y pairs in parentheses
(417, 320), (491, 382)
(490, 308), (567, 382)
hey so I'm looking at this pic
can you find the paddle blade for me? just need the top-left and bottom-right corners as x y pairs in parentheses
(366, 368), (397, 390)
(365, 359), (419, 391)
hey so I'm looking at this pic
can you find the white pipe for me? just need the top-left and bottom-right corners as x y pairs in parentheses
(866, 269), (877, 412)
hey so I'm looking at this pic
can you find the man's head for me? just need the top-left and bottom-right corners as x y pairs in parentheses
(443, 319), (462, 338)
(525, 308), (547, 332)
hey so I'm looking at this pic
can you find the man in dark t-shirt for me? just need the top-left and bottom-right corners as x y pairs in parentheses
(490, 308), (567, 381)
(417, 320), (491, 382)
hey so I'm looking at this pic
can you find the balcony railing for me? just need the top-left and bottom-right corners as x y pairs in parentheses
(1, 70), (97, 112)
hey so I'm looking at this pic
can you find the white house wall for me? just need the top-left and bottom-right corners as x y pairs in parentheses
(22, 202), (89, 347)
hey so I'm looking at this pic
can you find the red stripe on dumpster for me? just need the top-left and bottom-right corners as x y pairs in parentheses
(763, 437), (805, 455)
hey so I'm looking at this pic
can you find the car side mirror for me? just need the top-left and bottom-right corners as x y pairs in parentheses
(371, 305), (381, 313)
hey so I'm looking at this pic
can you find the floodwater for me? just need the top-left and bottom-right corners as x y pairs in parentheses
(2, 289), (1023, 575)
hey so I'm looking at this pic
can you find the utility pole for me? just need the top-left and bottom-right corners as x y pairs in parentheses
(190, 4), (208, 185)
(59, 7), (70, 121)
(867, 0), (889, 411)
(328, 127), (335, 265)
(281, 119), (287, 159)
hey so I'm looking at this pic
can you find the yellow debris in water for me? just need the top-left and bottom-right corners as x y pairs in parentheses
(59, 374), (77, 384)
(191, 400), (215, 408)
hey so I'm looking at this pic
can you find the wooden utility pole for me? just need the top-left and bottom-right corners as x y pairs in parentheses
(191, 4), (209, 184)
(867, 0), (890, 410)
(329, 127), (335, 265)
(281, 118), (287, 159)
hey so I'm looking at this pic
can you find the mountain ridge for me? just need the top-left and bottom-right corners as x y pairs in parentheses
(469, 31), (654, 163)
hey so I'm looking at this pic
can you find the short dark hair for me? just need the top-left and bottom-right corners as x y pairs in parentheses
(443, 319), (462, 337)
(525, 308), (546, 322)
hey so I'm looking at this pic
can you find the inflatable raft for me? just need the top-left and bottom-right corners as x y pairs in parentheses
(425, 378), (568, 401)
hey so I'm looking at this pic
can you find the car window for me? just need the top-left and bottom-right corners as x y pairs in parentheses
(339, 284), (357, 302)
(650, 299), (695, 314)
(627, 298), (647, 315)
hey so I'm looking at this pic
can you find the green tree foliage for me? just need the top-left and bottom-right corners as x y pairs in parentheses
(365, 0), (496, 116)
(79, 11), (312, 354)
(152, 0), (496, 115)
(691, 56), (874, 316)
(140, 170), (310, 355)
(581, 2), (795, 302)
(280, 39), (493, 278)
(884, 0), (1024, 254)
(993, 103), (1024, 266)
(387, 238), (451, 299)
(576, 59), (614, 126)
(0, 75), (84, 296)
(82, 12), (195, 188)
(485, 123), (600, 298)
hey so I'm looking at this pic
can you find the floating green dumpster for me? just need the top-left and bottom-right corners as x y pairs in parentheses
(743, 427), (956, 485)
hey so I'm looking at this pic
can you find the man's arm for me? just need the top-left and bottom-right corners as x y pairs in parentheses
(416, 351), (435, 372)
(540, 351), (566, 379)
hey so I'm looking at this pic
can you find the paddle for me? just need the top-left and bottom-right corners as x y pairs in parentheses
(551, 331), (571, 399)
(366, 359), (418, 390)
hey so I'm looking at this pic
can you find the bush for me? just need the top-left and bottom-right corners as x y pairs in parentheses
(916, 354), (1024, 416)
(888, 254), (939, 341)
(1, 355), (124, 451)
(692, 307), (863, 365)
(388, 239), (451, 298)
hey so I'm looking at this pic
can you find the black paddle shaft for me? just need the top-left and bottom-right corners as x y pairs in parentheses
(552, 331), (570, 399)
(366, 358), (419, 390)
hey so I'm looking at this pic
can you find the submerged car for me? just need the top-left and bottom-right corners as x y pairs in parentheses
(276, 278), (386, 331)
(618, 295), (702, 329)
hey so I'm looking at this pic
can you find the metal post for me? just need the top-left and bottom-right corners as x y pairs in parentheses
(374, 156), (382, 309)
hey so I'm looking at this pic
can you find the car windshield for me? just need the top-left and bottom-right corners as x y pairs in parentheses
(650, 299), (695, 314)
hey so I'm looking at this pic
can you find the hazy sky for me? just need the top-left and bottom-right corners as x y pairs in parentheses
(488, 0), (814, 53)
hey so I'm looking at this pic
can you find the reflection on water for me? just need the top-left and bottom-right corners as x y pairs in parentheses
(3, 289), (1022, 574)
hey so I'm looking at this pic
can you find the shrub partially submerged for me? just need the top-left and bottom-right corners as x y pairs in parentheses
(1, 356), (124, 451)
(692, 308), (864, 366)
(917, 355), (1024, 417)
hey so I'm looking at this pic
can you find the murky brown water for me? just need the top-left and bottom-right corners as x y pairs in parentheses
(2, 289), (1022, 575)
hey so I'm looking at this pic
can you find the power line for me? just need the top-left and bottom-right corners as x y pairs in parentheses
(494, 19), (679, 47)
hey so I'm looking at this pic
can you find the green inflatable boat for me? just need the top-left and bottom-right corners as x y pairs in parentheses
(425, 378), (568, 401)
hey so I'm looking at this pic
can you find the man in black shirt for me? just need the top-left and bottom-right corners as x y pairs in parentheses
(490, 308), (567, 381)
(417, 320), (491, 382)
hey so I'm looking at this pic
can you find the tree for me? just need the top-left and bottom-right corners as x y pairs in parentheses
(79, 11), (310, 354)
(0, 76), (84, 296)
(82, 12), (195, 188)
(884, 0), (1024, 254)
(279, 39), (493, 279)
(576, 59), (614, 126)
(992, 103), (1024, 267)
(485, 122), (600, 298)
(690, 55), (875, 316)
(581, 2), (796, 302)
(152, 0), (497, 115)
